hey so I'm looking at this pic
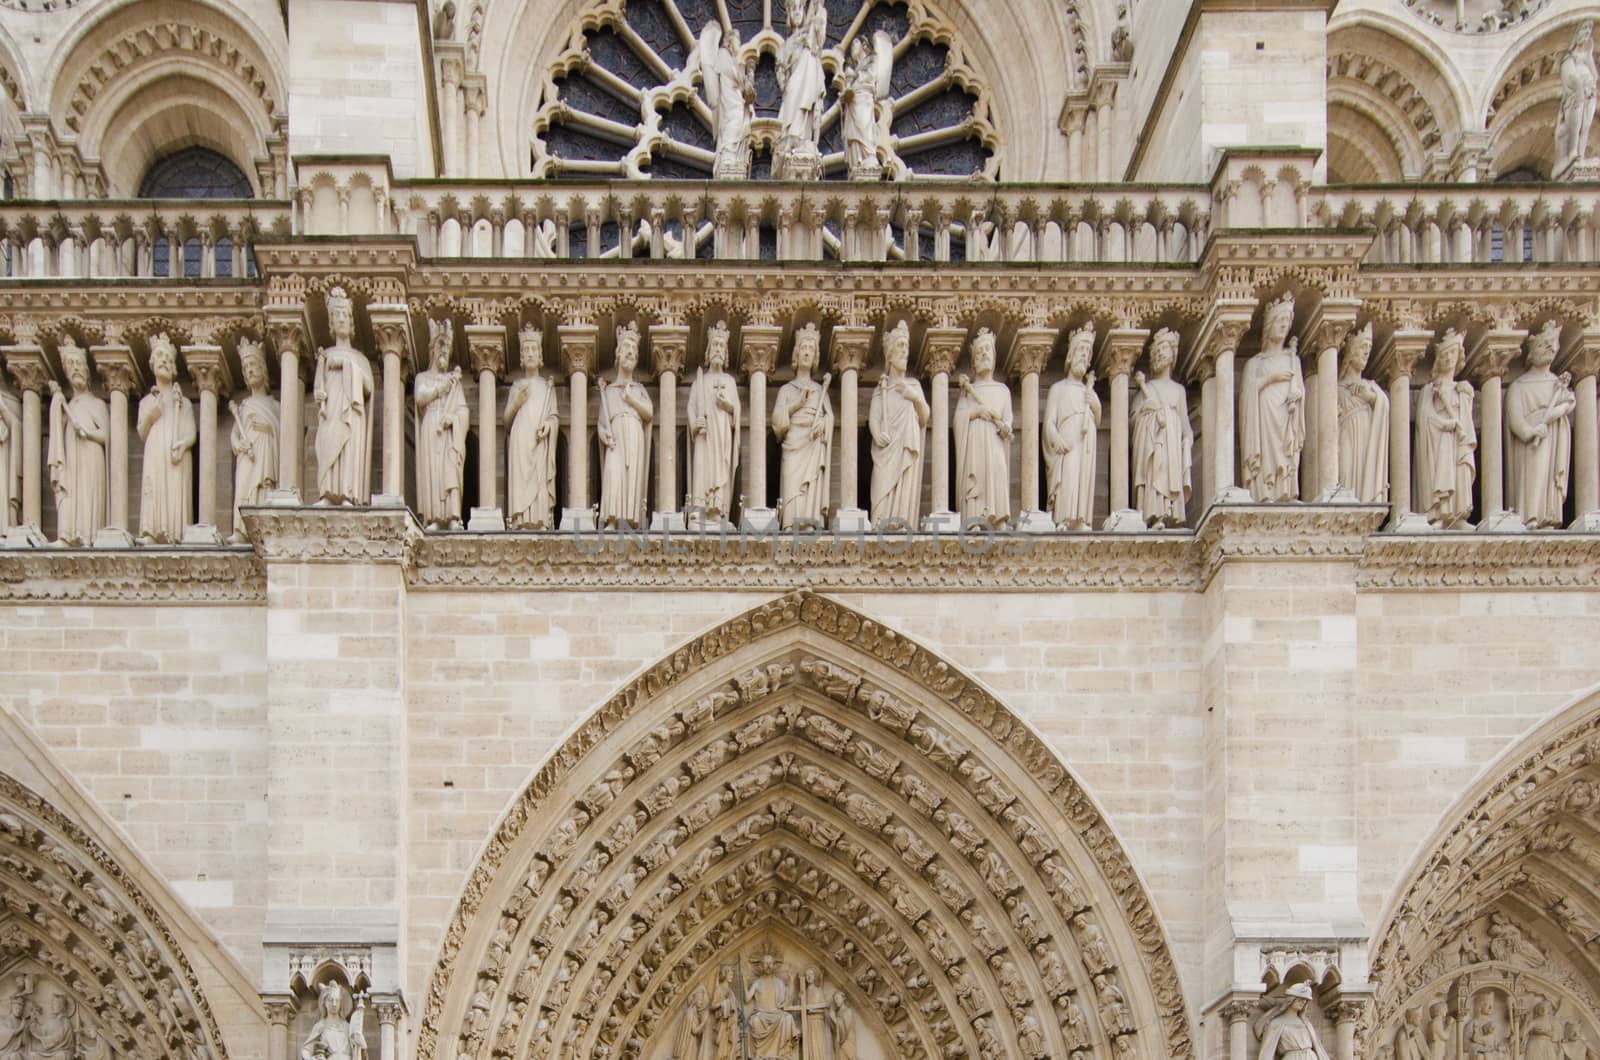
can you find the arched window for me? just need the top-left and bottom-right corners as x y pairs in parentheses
(137, 147), (254, 278)
(1489, 165), (1542, 262)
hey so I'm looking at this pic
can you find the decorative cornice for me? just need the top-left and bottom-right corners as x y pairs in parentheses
(1195, 504), (1388, 588)
(240, 506), (422, 566)
(0, 547), (262, 602)
(1358, 533), (1600, 590)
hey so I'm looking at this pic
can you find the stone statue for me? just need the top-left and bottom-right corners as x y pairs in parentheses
(687, 321), (741, 523)
(772, 323), (833, 529)
(1427, 1001), (1456, 1060)
(744, 955), (797, 1059)
(672, 986), (711, 1060)
(1556, 21), (1597, 179)
(46, 340), (107, 545)
(1257, 983), (1332, 1060)
(868, 320), (927, 526)
(696, 24), (756, 179)
(0, 378), (18, 533)
(301, 982), (367, 1060)
(229, 339), (280, 543)
(313, 286), (375, 505)
(432, 0), (455, 40)
(954, 327), (1012, 527)
(598, 321), (652, 528)
(0, 991), (26, 1060)
(1240, 292), (1306, 502)
(1045, 322), (1101, 530)
(711, 965), (739, 1060)
(1561, 1024), (1592, 1060)
(136, 333), (196, 544)
(29, 994), (75, 1060)
(1465, 994), (1511, 1060)
(1415, 328), (1476, 529)
(1131, 328), (1192, 527)
(1525, 999), (1561, 1060)
(415, 318), (469, 530)
(505, 326), (561, 530)
(776, 0), (828, 177)
(828, 991), (857, 1060)
(1398, 1008), (1429, 1060)
(1507, 321), (1576, 528)
(838, 32), (894, 179)
(1110, 3), (1134, 61)
(798, 969), (828, 1060)
(1337, 322), (1388, 504)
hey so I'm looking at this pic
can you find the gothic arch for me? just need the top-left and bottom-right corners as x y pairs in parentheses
(419, 592), (1194, 1060)
(1370, 687), (1600, 1060)
(0, 769), (235, 1059)
(1482, 13), (1600, 179)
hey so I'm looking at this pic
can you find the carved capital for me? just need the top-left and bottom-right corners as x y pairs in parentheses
(1220, 999), (1256, 1025)
(375, 1001), (403, 1027)
(1097, 328), (1151, 379)
(264, 306), (311, 367)
(2, 346), (52, 392)
(1006, 327), (1057, 378)
(1372, 329), (1434, 385)
(464, 324), (506, 377)
(647, 324), (690, 376)
(1302, 297), (1363, 359)
(739, 325), (782, 377)
(1556, 329), (1600, 380)
(90, 345), (144, 394)
(181, 345), (234, 396)
(368, 303), (415, 376)
(558, 323), (599, 377)
(830, 325), (873, 374)
(919, 326), (966, 378)
(1465, 329), (1528, 384)
(264, 998), (296, 1028)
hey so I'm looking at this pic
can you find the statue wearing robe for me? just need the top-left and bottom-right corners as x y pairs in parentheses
(773, 329), (832, 528)
(30, 996), (76, 1060)
(1258, 1000), (1332, 1060)
(687, 339), (741, 522)
(229, 345), (280, 542)
(672, 988), (712, 1060)
(1414, 335), (1476, 529)
(1240, 297), (1306, 502)
(505, 355), (561, 530)
(744, 960), (797, 1059)
(1506, 329), (1576, 528)
(415, 326), (469, 530)
(1556, 21), (1598, 179)
(598, 327), (653, 529)
(0, 386), (18, 532)
(313, 330), (375, 505)
(136, 348), (196, 544)
(868, 324), (927, 526)
(1044, 335), (1100, 530)
(1131, 333), (1193, 528)
(1337, 354), (1389, 504)
(47, 365), (108, 545)
(777, 0), (828, 151)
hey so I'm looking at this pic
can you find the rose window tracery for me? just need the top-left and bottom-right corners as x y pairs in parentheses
(532, 0), (999, 181)
(1399, 0), (1550, 34)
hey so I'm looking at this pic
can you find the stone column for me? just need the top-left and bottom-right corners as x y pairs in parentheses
(739, 324), (782, 532)
(265, 1001), (294, 1060)
(368, 305), (414, 506)
(1329, 998), (1371, 1060)
(648, 324), (689, 531)
(90, 346), (141, 546)
(265, 305), (310, 502)
(1008, 327), (1057, 532)
(1, 347), (49, 544)
(1303, 301), (1362, 501)
(181, 344), (232, 543)
(376, 1002), (401, 1060)
(1373, 330), (1432, 530)
(439, 49), (464, 177)
(1195, 314), (1250, 506)
(1561, 331), (1600, 529)
(1063, 105), (1087, 182)
(463, 76), (486, 177)
(558, 323), (598, 530)
(1466, 329), (1527, 531)
(919, 327), (965, 531)
(465, 324), (506, 530)
(1222, 1000), (1254, 1060)
(1093, 82), (1116, 183)
(830, 325), (873, 531)
(1098, 328), (1150, 530)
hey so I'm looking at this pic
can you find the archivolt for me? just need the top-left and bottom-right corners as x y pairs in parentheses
(419, 592), (1193, 1060)
(0, 771), (231, 1059)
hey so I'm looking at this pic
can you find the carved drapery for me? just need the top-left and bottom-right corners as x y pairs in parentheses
(418, 592), (1194, 1060)
(0, 773), (230, 1060)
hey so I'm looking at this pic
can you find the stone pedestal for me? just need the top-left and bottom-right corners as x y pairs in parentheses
(774, 143), (822, 182)
(1014, 510), (1056, 533)
(832, 507), (870, 533)
(560, 507), (597, 532)
(921, 510), (960, 533)
(740, 507), (779, 534)
(1102, 508), (1146, 532)
(467, 507), (505, 532)
(182, 523), (223, 545)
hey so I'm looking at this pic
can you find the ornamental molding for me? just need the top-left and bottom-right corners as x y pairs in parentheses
(240, 506), (422, 567)
(1357, 534), (1600, 590)
(0, 771), (232, 1059)
(1194, 504), (1388, 589)
(0, 548), (263, 603)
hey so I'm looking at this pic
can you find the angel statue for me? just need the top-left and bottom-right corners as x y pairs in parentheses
(776, 0), (828, 178)
(695, 22), (756, 179)
(839, 31), (896, 180)
(301, 982), (367, 1060)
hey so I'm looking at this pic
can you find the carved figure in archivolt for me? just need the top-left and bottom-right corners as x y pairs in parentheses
(313, 286), (375, 505)
(45, 340), (106, 545)
(1337, 322), (1388, 504)
(1240, 292), (1306, 502)
(598, 321), (653, 528)
(1131, 328), (1192, 527)
(868, 320), (927, 526)
(1507, 320), (1576, 529)
(415, 318), (469, 530)
(673, 986), (711, 1059)
(688, 321), (741, 523)
(745, 954), (798, 1058)
(694, 23), (755, 179)
(1045, 322), (1101, 530)
(505, 326), (560, 530)
(1556, 21), (1598, 179)
(229, 339), (279, 542)
(1415, 328), (1476, 529)
(839, 31), (895, 179)
(0, 374), (18, 533)
(773, 323), (832, 529)
(954, 327), (1012, 527)
(137, 334), (196, 544)
(1258, 983), (1332, 1060)
(711, 965), (739, 1060)
(302, 982), (367, 1060)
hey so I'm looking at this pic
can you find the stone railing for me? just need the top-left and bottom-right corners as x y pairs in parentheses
(0, 199), (291, 280)
(1307, 183), (1600, 265)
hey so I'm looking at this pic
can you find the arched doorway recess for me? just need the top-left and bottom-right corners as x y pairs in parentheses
(420, 592), (1193, 1060)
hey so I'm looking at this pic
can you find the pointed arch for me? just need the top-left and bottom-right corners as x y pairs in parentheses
(1370, 686), (1600, 1055)
(419, 591), (1193, 1060)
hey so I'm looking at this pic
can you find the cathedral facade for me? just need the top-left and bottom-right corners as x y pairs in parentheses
(0, 1), (1597, 1059)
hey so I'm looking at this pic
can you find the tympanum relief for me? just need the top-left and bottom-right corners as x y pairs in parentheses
(665, 949), (862, 1060)
(0, 974), (113, 1060)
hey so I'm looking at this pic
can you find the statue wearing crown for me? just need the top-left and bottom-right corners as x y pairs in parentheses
(1240, 292), (1307, 502)
(301, 982), (367, 1060)
(1507, 320), (1576, 528)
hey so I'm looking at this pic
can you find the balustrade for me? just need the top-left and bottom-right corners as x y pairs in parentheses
(0, 200), (288, 280)
(1308, 185), (1600, 265)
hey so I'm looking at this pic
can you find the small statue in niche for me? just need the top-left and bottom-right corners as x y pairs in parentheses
(504, 326), (561, 530)
(597, 321), (653, 529)
(1506, 320), (1576, 529)
(301, 982), (367, 1060)
(313, 286), (375, 505)
(827, 991), (857, 1060)
(1414, 329), (1476, 529)
(687, 321), (741, 523)
(414, 318), (469, 530)
(136, 333), (196, 544)
(1240, 291), (1306, 502)
(1337, 322), (1388, 504)
(868, 320), (927, 527)
(1044, 322), (1101, 530)
(432, 0), (456, 40)
(1257, 982), (1332, 1060)
(1465, 993), (1511, 1060)
(46, 340), (108, 545)
(772, 323), (833, 529)
(1131, 328), (1192, 527)
(954, 327), (1012, 527)
(229, 339), (280, 542)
